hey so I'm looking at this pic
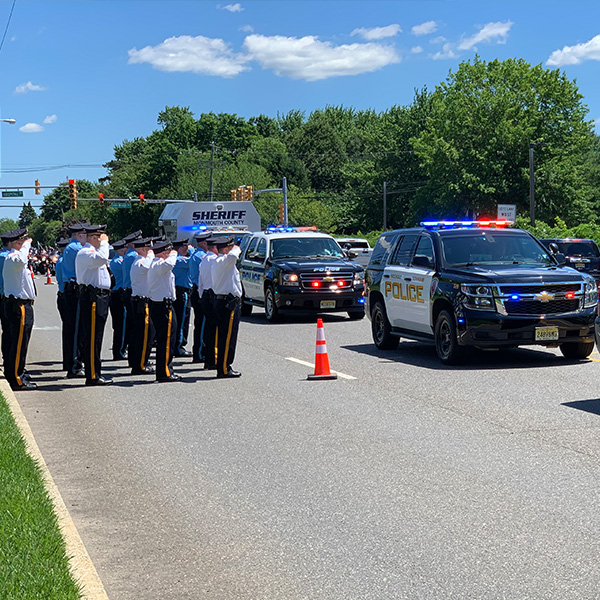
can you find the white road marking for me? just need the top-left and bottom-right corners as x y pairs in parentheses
(33, 326), (61, 330)
(286, 357), (357, 380)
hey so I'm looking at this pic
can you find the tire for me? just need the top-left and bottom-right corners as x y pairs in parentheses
(559, 341), (595, 359)
(348, 309), (365, 321)
(371, 301), (399, 350)
(264, 286), (279, 322)
(434, 309), (465, 365)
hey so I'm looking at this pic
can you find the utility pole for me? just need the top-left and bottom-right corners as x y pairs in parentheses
(383, 181), (387, 230)
(195, 142), (224, 200)
(529, 143), (536, 227)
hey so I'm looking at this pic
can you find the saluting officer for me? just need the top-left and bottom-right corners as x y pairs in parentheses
(128, 237), (155, 375)
(120, 230), (142, 356)
(54, 238), (70, 371)
(197, 236), (218, 370)
(2, 228), (36, 390)
(0, 232), (12, 368)
(62, 223), (88, 378)
(172, 239), (193, 357)
(211, 236), (242, 378)
(147, 240), (181, 382)
(109, 239), (128, 360)
(189, 231), (210, 363)
(75, 224), (112, 386)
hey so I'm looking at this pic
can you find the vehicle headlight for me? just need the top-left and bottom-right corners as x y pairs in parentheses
(584, 279), (598, 308)
(460, 283), (496, 311)
(353, 271), (365, 285)
(281, 273), (299, 286)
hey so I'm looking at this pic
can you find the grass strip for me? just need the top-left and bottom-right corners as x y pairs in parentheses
(0, 392), (82, 599)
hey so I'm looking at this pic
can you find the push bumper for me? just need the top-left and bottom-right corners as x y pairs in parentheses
(273, 286), (365, 313)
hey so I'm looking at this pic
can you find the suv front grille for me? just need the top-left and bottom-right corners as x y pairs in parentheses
(496, 282), (585, 316)
(504, 299), (580, 315)
(498, 284), (577, 295)
(299, 270), (356, 291)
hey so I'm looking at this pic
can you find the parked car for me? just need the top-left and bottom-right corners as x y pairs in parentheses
(539, 238), (600, 281)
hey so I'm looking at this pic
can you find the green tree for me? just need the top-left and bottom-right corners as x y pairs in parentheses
(40, 179), (100, 222)
(18, 202), (37, 228)
(0, 218), (18, 235)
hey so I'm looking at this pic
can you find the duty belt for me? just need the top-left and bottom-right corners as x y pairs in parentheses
(79, 284), (110, 296)
(7, 296), (34, 305)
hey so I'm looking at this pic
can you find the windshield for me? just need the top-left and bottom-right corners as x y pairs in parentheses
(553, 241), (599, 258)
(441, 232), (553, 266)
(271, 237), (344, 259)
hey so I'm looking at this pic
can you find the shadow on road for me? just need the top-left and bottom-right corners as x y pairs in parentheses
(562, 399), (600, 416)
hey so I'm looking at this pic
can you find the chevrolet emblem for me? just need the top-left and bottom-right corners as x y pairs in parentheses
(323, 276), (334, 282)
(535, 291), (554, 302)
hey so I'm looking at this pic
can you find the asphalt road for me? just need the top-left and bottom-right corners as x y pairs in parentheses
(15, 279), (600, 599)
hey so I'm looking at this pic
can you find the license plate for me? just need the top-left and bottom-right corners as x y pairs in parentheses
(320, 300), (336, 309)
(535, 326), (559, 341)
(575, 262), (585, 269)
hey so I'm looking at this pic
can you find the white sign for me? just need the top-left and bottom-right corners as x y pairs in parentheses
(497, 204), (516, 221)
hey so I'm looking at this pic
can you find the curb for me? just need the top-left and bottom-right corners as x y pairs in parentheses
(1, 379), (110, 600)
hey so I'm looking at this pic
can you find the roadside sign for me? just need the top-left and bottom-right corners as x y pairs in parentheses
(497, 204), (516, 221)
(111, 201), (131, 209)
(2, 190), (23, 198)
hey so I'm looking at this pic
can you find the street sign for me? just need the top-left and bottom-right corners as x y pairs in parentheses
(2, 190), (23, 198)
(497, 204), (516, 221)
(111, 201), (132, 209)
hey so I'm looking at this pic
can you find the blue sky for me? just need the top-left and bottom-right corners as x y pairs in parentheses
(0, 0), (599, 221)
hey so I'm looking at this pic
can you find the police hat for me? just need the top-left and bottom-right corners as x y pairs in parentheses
(152, 240), (173, 253)
(56, 238), (70, 248)
(194, 231), (212, 241)
(132, 237), (153, 248)
(2, 227), (29, 242)
(68, 222), (88, 233)
(84, 224), (107, 235)
(111, 239), (127, 250)
(123, 230), (143, 243)
(172, 238), (189, 248)
(212, 236), (235, 249)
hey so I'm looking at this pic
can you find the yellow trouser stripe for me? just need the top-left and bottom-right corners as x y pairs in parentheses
(91, 302), (97, 377)
(165, 309), (172, 377)
(15, 304), (25, 386)
(222, 310), (235, 374)
(214, 326), (218, 365)
(141, 304), (149, 371)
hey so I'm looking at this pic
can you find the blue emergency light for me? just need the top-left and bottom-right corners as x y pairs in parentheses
(421, 219), (512, 229)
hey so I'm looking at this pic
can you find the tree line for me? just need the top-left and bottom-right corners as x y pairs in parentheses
(13, 56), (600, 246)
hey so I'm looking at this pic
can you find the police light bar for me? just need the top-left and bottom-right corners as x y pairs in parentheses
(420, 219), (513, 229)
(265, 225), (318, 234)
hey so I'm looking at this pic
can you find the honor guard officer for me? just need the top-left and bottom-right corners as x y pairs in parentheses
(128, 237), (155, 375)
(189, 231), (210, 363)
(172, 238), (193, 357)
(2, 228), (36, 390)
(0, 232), (12, 368)
(62, 223), (88, 378)
(54, 238), (70, 371)
(75, 224), (112, 386)
(147, 240), (181, 382)
(211, 236), (242, 378)
(197, 236), (218, 370)
(120, 230), (143, 355)
(109, 239), (128, 360)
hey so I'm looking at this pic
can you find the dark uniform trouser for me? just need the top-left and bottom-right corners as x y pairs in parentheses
(79, 287), (110, 382)
(201, 289), (216, 367)
(191, 286), (206, 362)
(214, 294), (241, 376)
(109, 289), (127, 359)
(56, 291), (68, 369)
(4, 297), (33, 389)
(121, 288), (133, 352)
(149, 299), (177, 380)
(63, 283), (84, 374)
(128, 297), (154, 371)
(0, 296), (10, 368)
(174, 286), (192, 356)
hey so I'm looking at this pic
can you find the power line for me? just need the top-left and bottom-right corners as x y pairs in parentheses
(0, 0), (16, 56)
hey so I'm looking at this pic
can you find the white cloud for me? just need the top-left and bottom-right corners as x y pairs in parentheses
(14, 81), (46, 94)
(458, 21), (513, 51)
(218, 3), (243, 12)
(19, 123), (44, 133)
(243, 34), (400, 81)
(128, 35), (250, 77)
(410, 46), (423, 54)
(430, 36), (447, 45)
(547, 34), (600, 66)
(351, 24), (401, 41)
(412, 21), (438, 36)
(43, 114), (57, 124)
(431, 43), (458, 60)
(240, 24), (254, 33)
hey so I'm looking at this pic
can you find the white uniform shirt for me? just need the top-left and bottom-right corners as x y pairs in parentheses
(211, 246), (242, 297)
(197, 251), (217, 295)
(147, 253), (177, 301)
(75, 241), (111, 289)
(3, 240), (35, 300)
(130, 251), (154, 298)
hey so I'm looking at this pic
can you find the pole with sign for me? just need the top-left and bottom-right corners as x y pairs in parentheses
(497, 204), (516, 222)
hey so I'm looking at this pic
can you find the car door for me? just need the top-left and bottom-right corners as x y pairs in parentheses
(404, 234), (436, 334)
(240, 237), (265, 301)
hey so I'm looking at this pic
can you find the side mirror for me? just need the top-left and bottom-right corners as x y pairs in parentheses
(554, 252), (567, 266)
(347, 250), (358, 259)
(548, 243), (559, 254)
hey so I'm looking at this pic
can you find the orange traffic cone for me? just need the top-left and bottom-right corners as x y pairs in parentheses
(45, 267), (54, 285)
(307, 318), (338, 380)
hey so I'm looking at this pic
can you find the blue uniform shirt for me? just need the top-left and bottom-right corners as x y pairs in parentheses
(55, 255), (65, 292)
(62, 238), (83, 282)
(0, 247), (9, 295)
(110, 254), (124, 290)
(189, 248), (207, 288)
(121, 248), (138, 289)
(173, 254), (192, 289)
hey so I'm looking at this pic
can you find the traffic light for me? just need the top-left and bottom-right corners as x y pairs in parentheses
(34, 179), (41, 195)
(278, 202), (284, 223)
(230, 189), (236, 201)
(236, 187), (244, 201)
(139, 194), (145, 204)
(68, 179), (77, 210)
(245, 185), (253, 200)
(98, 192), (104, 205)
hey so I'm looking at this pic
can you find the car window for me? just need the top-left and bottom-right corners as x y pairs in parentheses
(411, 235), (435, 268)
(271, 237), (344, 259)
(389, 234), (419, 266)
(370, 232), (401, 266)
(255, 238), (266, 261)
(244, 238), (258, 260)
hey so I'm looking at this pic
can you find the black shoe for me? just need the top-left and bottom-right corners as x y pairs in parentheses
(217, 370), (241, 379)
(176, 350), (192, 357)
(203, 364), (217, 370)
(12, 381), (37, 391)
(67, 369), (85, 379)
(85, 376), (113, 386)
(22, 372), (32, 382)
(131, 366), (156, 375)
(156, 374), (182, 383)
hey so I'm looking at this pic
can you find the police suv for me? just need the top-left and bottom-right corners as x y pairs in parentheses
(366, 220), (598, 364)
(238, 227), (366, 321)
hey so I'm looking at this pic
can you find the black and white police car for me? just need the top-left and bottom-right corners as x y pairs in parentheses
(237, 226), (366, 321)
(366, 219), (598, 364)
